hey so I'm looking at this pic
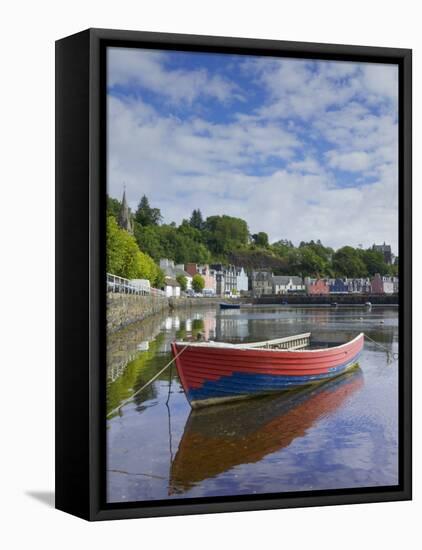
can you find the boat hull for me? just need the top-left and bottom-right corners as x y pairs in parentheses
(171, 333), (364, 408)
(219, 303), (240, 310)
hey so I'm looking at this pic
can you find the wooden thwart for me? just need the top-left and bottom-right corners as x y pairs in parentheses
(233, 332), (311, 350)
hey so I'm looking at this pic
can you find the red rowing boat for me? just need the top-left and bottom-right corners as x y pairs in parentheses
(171, 332), (364, 408)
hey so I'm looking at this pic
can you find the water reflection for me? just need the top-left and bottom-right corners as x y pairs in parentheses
(169, 368), (364, 495)
(107, 305), (399, 502)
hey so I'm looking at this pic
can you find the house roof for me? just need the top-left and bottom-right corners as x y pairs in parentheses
(272, 276), (303, 285)
(252, 271), (273, 280)
(174, 267), (191, 278)
(164, 277), (180, 287)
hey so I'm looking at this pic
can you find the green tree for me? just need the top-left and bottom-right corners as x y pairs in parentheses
(252, 232), (269, 248)
(205, 215), (249, 255)
(133, 223), (165, 261)
(176, 274), (188, 291)
(107, 216), (142, 278)
(107, 195), (121, 219)
(358, 249), (389, 276)
(189, 209), (204, 230)
(135, 195), (162, 226)
(107, 216), (164, 286)
(332, 246), (366, 277)
(298, 246), (328, 277)
(192, 274), (205, 293)
(271, 240), (292, 257)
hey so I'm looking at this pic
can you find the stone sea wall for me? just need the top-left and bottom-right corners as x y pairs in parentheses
(107, 294), (238, 333)
(107, 293), (169, 333)
(254, 293), (399, 305)
(168, 296), (236, 309)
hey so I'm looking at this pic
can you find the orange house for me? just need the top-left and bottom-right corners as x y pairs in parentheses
(306, 278), (329, 295)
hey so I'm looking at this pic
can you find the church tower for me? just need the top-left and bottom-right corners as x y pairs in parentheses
(118, 187), (133, 234)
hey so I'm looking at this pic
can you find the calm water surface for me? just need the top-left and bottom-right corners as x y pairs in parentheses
(106, 305), (398, 503)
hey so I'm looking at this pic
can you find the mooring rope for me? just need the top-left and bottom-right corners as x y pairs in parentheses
(364, 333), (399, 360)
(106, 345), (188, 419)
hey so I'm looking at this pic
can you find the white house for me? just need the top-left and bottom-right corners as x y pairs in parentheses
(175, 264), (193, 291)
(236, 267), (249, 293)
(382, 276), (395, 294)
(163, 277), (181, 298)
(272, 276), (305, 294)
(160, 258), (192, 292)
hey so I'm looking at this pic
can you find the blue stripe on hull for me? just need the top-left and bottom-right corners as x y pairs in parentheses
(187, 353), (361, 405)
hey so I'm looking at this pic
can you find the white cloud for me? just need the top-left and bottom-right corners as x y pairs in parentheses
(107, 53), (399, 253)
(108, 48), (241, 105)
(326, 151), (372, 172)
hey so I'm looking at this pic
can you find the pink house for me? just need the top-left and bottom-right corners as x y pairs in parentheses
(185, 263), (216, 293)
(371, 273), (383, 294)
(306, 278), (329, 295)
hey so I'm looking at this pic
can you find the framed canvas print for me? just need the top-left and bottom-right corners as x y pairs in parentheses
(55, 28), (412, 521)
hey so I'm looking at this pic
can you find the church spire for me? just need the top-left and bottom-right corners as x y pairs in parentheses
(118, 184), (133, 234)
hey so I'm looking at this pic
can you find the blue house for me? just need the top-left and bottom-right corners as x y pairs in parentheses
(329, 278), (349, 294)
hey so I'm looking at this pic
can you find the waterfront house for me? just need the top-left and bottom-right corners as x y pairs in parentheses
(163, 277), (181, 298)
(236, 267), (249, 293)
(210, 264), (238, 296)
(347, 278), (372, 294)
(383, 276), (399, 294)
(185, 263), (217, 294)
(175, 264), (193, 291)
(371, 273), (398, 294)
(371, 273), (384, 294)
(160, 258), (176, 276)
(328, 278), (349, 294)
(383, 277), (394, 294)
(272, 276), (305, 294)
(160, 258), (193, 291)
(197, 264), (217, 294)
(306, 278), (329, 295)
(251, 271), (273, 296)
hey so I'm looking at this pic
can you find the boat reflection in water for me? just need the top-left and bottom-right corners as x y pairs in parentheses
(169, 367), (364, 495)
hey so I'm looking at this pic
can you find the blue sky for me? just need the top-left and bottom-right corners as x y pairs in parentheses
(107, 47), (398, 253)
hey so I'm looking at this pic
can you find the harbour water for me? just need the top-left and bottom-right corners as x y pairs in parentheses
(106, 305), (399, 503)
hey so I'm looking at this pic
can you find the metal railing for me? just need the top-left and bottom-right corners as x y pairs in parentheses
(106, 273), (165, 296)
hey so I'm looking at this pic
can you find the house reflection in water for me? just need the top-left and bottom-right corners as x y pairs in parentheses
(169, 368), (364, 495)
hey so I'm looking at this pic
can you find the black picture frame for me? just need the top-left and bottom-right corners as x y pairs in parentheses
(55, 28), (412, 521)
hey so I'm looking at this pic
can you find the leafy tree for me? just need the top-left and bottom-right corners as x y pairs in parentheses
(107, 216), (143, 279)
(176, 274), (188, 291)
(178, 220), (204, 242)
(271, 240), (293, 258)
(135, 195), (162, 226)
(204, 215), (249, 255)
(298, 246), (329, 277)
(107, 216), (163, 286)
(358, 249), (389, 276)
(189, 209), (204, 230)
(133, 223), (165, 261)
(252, 232), (269, 248)
(107, 195), (121, 219)
(192, 274), (205, 293)
(332, 246), (366, 277)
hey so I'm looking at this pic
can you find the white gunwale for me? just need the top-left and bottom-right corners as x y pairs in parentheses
(175, 332), (364, 353)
